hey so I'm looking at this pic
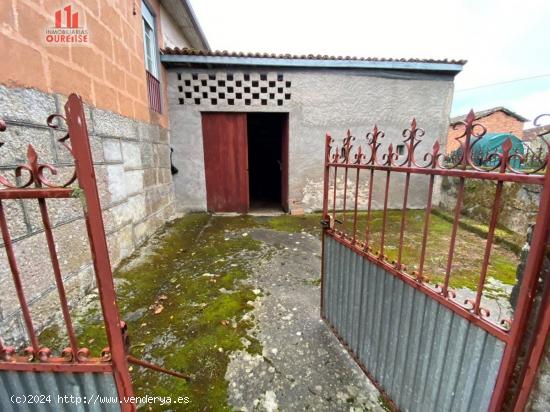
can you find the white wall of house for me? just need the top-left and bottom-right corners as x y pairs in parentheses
(160, 4), (191, 48)
(166, 66), (455, 212)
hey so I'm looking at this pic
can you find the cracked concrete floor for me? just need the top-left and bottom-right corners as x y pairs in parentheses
(226, 228), (386, 411)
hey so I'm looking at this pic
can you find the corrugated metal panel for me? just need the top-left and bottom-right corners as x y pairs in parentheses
(323, 235), (505, 412)
(0, 371), (120, 411)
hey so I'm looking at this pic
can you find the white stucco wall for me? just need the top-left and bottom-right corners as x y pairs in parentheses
(166, 67), (455, 212)
(160, 5), (191, 49)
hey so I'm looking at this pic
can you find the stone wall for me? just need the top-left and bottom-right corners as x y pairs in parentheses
(518, 231), (550, 411)
(529, 337), (550, 411)
(438, 176), (541, 234)
(167, 67), (455, 212)
(0, 86), (176, 346)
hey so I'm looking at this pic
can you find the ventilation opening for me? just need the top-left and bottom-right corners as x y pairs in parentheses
(247, 113), (286, 212)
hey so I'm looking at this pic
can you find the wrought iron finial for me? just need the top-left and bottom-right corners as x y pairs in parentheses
(341, 129), (355, 163)
(0, 114), (77, 190)
(326, 109), (547, 176)
(400, 117), (425, 166)
(366, 124), (385, 165)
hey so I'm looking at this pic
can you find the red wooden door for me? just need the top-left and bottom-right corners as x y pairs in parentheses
(202, 113), (249, 213)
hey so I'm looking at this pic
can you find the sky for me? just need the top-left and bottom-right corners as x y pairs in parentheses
(188, 0), (550, 128)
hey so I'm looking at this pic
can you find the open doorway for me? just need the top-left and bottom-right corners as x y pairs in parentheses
(247, 113), (288, 212)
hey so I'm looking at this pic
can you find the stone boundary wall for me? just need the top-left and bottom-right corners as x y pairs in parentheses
(529, 335), (550, 411)
(0, 86), (176, 346)
(438, 176), (541, 234)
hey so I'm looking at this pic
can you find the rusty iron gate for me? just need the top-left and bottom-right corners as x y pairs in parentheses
(320, 112), (550, 411)
(0, 94), (185, 411)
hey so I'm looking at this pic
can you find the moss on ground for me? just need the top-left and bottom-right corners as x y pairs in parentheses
(38, 210), (522, 410)
(39, 213), (269, 411)
(264, 213), (322, 235)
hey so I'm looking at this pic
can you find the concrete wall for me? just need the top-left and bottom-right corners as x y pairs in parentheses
(166, 67), (455, 212)
(0, 86), (176, 346)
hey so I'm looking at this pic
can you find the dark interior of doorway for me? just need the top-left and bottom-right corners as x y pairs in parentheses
(247, 113), (285, 211)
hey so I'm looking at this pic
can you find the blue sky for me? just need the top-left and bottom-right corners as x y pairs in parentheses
(189, 0), (550, 128)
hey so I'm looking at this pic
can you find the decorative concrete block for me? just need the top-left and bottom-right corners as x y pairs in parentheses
(0, 248), (21, 316)
(22, 195), (83, 234)
(51, 218), (92, 276)
(137, 122), (161, 143)
(159, 127), (170, 144)
(143, 168), (157, 188)
(0, 87), (176, 345)
(0, 312), (26, 347)
(145, 185), (171, 216)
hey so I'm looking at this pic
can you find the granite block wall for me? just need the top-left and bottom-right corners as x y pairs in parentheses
(0, 85), (176, 346)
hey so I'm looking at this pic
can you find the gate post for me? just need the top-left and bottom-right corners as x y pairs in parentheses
(65, 94), (135, 410)
(489, 168), (550, 411)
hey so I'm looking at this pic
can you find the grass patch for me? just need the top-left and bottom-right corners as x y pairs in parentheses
(264, 213), (322, 235)
(431, 209), (524, 256)
(332, 208), (520, 290)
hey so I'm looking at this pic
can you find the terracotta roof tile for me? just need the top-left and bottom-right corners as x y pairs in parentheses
(450, 107), (528, 125)
(161, 47), (467, 65)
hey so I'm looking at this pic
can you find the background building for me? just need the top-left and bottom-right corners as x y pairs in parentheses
(163, 48), (464, 213)
(446, 107), (527, 153)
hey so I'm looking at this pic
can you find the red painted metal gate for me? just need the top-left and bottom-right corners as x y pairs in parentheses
(320, 112), (550, 411)
(0, 94), (186, 411)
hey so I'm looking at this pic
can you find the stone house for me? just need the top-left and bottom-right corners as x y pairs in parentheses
(0, 0), (208, 343)
(446, 106), (527, 153)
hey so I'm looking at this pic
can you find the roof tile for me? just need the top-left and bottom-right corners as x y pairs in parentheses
(161, 47), (467, 65)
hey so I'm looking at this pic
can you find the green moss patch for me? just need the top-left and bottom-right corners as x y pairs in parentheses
(264, 213), (322, 235)
(37, 209), (522, 410)
(39, 213), (269, 411)
(333, 208), (520, 290)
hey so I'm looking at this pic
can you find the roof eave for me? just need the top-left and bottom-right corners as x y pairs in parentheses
(180, 0), (210, 50)
(160, 54), (464, 73)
